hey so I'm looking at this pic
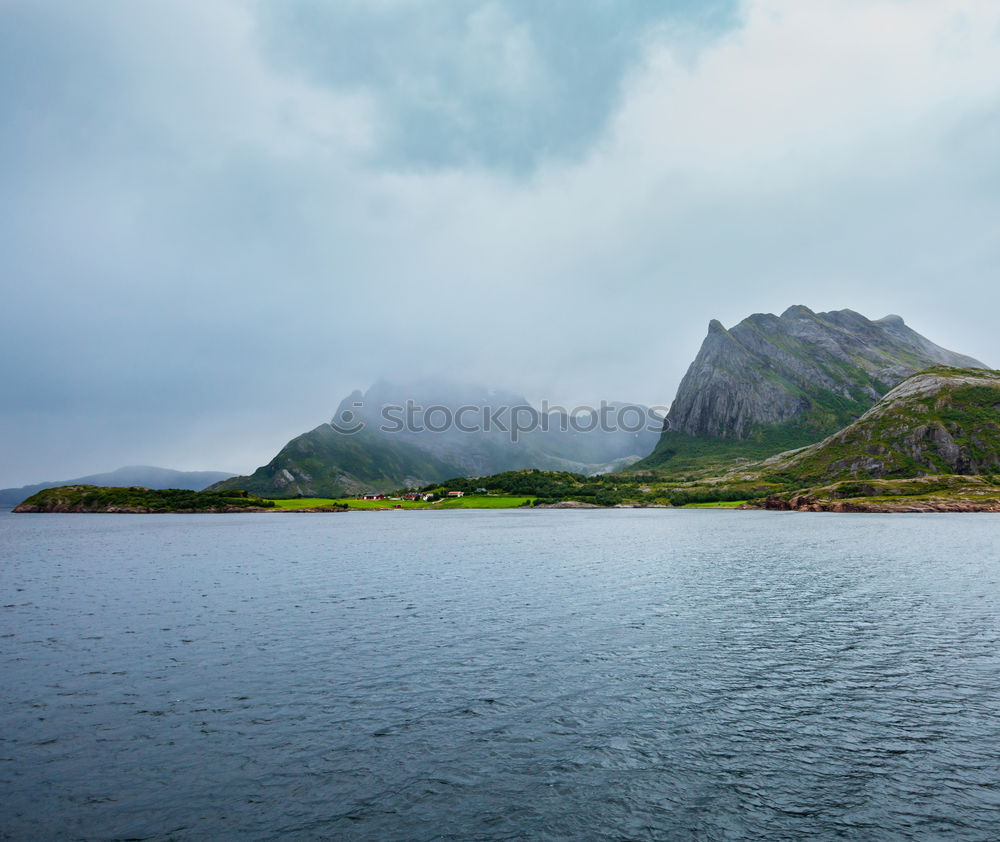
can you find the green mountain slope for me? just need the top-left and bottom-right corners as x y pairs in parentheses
(762, 367), (1000, 485)
(209, 426), (467, 498)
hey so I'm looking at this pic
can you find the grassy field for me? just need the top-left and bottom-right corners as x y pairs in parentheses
(268, 498), (344, 509)
(266, 495), (753, 510)
(266, 495), (534, 510)
(434, 495), (533, 509)
(682, 500), (747, 508)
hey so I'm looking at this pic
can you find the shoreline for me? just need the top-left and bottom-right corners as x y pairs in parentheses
(13, 500), (1000, 514)
(760, 495), (1000, 513)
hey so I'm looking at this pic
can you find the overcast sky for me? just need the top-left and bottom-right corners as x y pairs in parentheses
(2, 0), (999, 486)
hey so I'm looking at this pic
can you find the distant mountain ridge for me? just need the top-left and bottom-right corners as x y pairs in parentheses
(212, 380), (662, 498)
(637, 306), (988, 473)
(0, 466), (236, 508)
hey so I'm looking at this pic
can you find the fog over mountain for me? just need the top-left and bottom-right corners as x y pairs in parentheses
(2, 0), (1000, 486)
(211, 379), (663, 497)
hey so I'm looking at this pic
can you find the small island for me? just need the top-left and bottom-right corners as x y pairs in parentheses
(12, 486), (345, 514)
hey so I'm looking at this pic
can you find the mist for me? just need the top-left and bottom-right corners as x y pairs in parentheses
(2, 0), (999, 486)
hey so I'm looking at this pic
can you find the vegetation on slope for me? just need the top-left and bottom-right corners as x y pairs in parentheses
(763, 368), (1000, 486)
(420, 469), (778, 507)
(634, 425), (832, 479)
(209, 426), (465, 498)
(14, 485), (278, 513)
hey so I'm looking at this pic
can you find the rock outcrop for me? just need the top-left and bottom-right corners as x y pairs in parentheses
(667, 307), (985, 439)
(637, 306), (987, 474)
(762, 492), (1000, 513)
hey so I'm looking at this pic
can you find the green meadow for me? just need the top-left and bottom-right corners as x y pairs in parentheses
(682, 500), (747, 508)
(266, 495), (534, 510)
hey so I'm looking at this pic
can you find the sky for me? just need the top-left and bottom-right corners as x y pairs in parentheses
(1, 0), (999, 486)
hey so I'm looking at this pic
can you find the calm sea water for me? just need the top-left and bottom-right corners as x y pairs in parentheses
(2, 509), (1000, 841)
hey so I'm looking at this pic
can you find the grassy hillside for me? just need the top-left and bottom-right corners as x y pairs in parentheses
(419, 469), (779, 507)
(209, 426), (465, 498)
(634, 424), (833, 479)
(13, 486), (278, 513)
(764, 368), (1000, 486)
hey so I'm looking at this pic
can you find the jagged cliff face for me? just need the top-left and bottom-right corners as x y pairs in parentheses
(667, 306), (985, 440)
(764, 368), (1000, 482)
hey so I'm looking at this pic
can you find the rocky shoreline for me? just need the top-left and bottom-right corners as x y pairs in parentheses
(760, 494), (1000, 513)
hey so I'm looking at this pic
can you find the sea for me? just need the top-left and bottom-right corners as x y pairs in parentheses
(2, 508), (999, 841)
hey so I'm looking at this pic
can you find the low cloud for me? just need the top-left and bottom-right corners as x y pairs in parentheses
(1, 0), (998, 485)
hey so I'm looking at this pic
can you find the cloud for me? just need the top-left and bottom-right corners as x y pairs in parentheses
(1, 0), (999, 485)
(254, 0), (735, 169)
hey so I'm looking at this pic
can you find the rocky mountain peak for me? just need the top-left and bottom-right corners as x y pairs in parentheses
(665, 307), (987, 442)
(707, 318), (727, 334)
(780, 304), (816, 320)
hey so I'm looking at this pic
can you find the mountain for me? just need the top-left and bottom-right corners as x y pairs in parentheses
(208, 426), (468, 498)
(636, 306), (988, 474)
(763, 367), (1000, 485)
(211, 380), (662, 497)
(0, 466), (236, 508)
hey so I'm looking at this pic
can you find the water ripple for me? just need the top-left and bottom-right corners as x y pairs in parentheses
(1, 509), (999, 840)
